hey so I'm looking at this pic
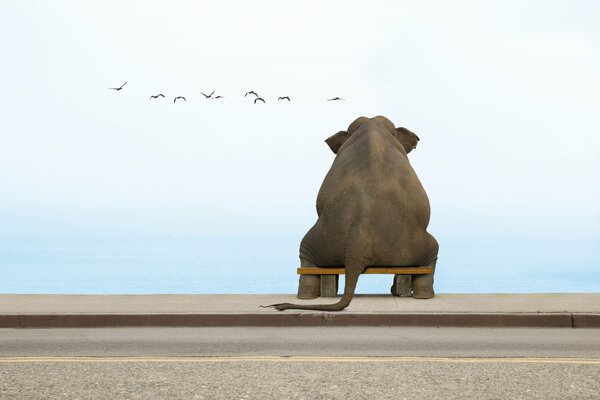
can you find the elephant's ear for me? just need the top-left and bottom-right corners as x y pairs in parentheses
(325, 130), (349, 154)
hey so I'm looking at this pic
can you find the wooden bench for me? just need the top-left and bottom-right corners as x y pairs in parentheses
(297, 266), (433, 298)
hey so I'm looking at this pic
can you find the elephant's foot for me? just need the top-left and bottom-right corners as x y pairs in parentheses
(297, 274), (320, 299)
(412, 273), (435, 299)
(412, 287), (434, 299)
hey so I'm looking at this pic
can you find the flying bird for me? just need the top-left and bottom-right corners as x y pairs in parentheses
(109, 81), (127, 91)
(278, 96), (290, 102)
(201, 91), (215, 99)
(327, 97), (345, 101)
(173, 96), (187, 104)
(254, 97), (265, 104)
(150, 94), (165, 100)
(245, 91), (259, 97)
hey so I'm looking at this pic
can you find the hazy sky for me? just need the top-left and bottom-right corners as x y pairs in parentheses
(1, 0), (599, 244)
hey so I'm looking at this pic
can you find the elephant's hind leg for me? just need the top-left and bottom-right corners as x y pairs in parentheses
(297, 258), (320, 299)
(297, 275), (320, 299)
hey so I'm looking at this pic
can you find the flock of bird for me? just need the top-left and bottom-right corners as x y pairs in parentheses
(108, 82), (346, 104)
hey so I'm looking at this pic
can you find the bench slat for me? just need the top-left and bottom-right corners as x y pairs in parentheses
(297, 267), (432, 275)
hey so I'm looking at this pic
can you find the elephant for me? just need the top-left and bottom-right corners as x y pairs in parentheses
(268, 115), (438, 312)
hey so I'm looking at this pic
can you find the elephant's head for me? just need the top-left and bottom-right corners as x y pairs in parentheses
(325, 115), (420, 155)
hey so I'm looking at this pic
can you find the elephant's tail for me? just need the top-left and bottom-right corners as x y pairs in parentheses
(265, 263), (365, 312)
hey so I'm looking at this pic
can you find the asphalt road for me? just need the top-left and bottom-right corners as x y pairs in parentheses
(1, 326), (600, 357)
(2, 327), (599, 399)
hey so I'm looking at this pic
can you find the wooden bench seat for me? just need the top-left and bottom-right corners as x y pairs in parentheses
(296, 266), (432, 298)
(297, 266), (433, 275)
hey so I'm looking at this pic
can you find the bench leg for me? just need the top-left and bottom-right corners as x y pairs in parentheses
(297, 275), (321, 299)
(413, 260), (436, 299)
(391, 274), (412, 297)
(320, 275), (339, 297)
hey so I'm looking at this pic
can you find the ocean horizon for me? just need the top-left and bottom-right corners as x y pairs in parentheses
(2, 233), (598, 295)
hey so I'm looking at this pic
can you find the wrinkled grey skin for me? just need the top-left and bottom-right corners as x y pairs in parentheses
(268, 115), (438, 312)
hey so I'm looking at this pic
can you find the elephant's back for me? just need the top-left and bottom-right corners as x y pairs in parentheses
(305, 122), (435, 266)
(319, 126), (431, 230)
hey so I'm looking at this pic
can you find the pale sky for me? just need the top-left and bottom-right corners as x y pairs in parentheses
(1, 0), (599, 246)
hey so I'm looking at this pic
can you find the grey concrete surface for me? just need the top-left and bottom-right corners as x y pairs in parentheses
(1, 294), (599, 327)
(1, 327), (600, 358)
(2, 293), (600, 314)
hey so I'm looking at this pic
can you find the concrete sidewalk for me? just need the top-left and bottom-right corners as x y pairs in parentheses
(1, 294), (599, 328)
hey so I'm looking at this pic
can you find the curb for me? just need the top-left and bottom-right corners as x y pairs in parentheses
(1, 313), (599, 328)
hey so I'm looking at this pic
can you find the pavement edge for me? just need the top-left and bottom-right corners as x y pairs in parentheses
(2, 312), (598, 328)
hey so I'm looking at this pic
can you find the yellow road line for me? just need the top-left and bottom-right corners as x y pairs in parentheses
(1, 356), (600, 364)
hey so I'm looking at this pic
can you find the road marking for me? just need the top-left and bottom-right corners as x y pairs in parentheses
(1, 356), (600, 364)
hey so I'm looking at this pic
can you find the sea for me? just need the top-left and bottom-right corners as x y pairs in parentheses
(1, 233), (599, 294)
